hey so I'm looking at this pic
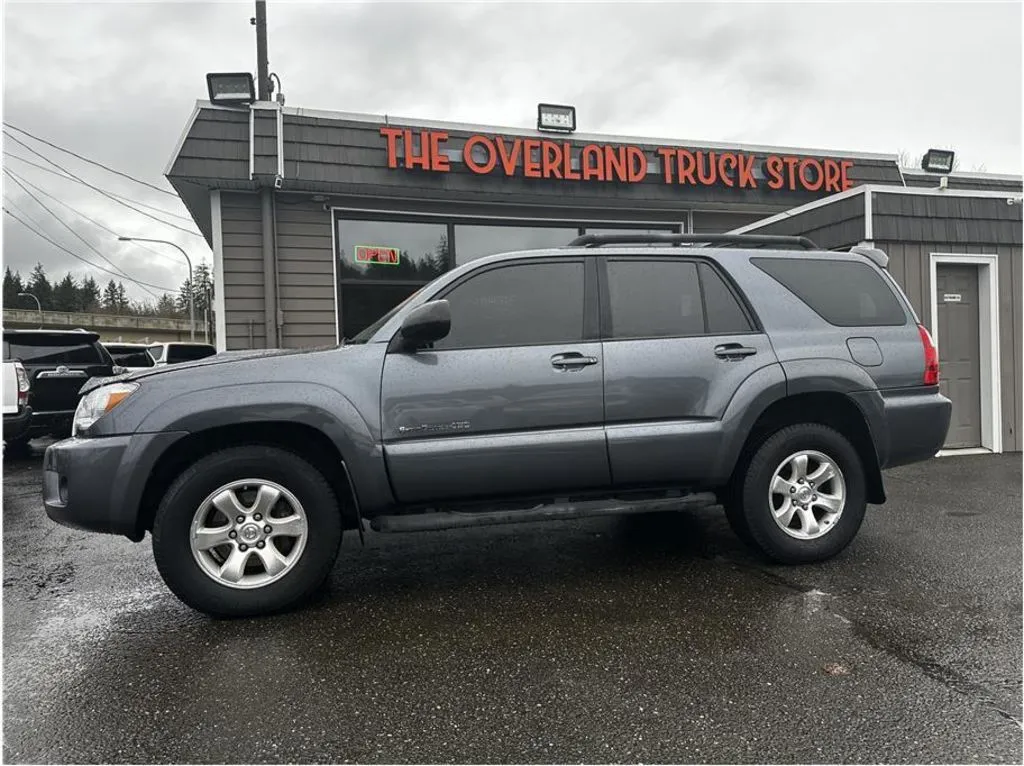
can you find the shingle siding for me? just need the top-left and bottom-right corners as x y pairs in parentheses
(903, 173), (1023, 192)
(733, 193), (867, 250)
(872, 194), (1023, 245)
(276, 116), (903, 214)
(252, 109), (278, 179)
(691, 211), (767, 233)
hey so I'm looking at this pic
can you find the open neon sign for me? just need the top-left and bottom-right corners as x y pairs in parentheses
(354, 245), (401, 265)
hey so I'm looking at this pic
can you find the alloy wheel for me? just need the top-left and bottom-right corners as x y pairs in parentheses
(767, 450), (846, 540)
(189, 479), (309, 589)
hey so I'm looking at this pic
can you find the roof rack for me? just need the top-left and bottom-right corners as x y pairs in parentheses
(567, 233), (819, 250)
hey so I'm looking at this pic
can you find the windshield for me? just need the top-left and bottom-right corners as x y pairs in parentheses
(346, 288), (423, 344)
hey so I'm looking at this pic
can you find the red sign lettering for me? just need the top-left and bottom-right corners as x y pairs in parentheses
(354, 245), (401, 265)
(381, 127), (856, 192)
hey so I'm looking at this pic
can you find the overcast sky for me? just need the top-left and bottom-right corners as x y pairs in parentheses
(2, 0), (1021, 303)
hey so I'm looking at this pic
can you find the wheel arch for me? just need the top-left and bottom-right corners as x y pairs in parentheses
(136, 421), (362, 540)
(731, 391), (886, 504)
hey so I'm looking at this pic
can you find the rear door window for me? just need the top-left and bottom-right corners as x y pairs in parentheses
(605, 260), (705, 339)
(752, 257), (907, 326)
(148, 345), (165, 362)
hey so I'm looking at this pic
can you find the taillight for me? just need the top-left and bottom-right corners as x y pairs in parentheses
(15, 363), (30, 406)
(918, 324), (939, 385)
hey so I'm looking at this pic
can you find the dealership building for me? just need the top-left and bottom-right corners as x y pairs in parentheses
(165, 100), (1023, 453)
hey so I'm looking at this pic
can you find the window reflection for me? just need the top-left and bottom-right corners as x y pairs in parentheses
(454, 225), (579, 265)
(336, 219), (450, 282)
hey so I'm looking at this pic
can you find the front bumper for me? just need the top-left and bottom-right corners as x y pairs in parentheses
(43, 431), (187, 540)
(3, 406), (32, 442)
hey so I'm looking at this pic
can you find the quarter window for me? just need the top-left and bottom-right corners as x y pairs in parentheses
(435, 262), (585, 350)
(606, 260), (705, 339)
(752, 257), (907, 327)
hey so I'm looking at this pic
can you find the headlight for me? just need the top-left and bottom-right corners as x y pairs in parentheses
(73, 382), (139, 436)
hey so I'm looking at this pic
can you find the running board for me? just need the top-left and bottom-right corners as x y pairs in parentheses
(369, 493), (718, 533)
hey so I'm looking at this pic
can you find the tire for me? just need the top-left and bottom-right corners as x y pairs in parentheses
(152, 445), (342, 617)
(736, 424), (867, 564)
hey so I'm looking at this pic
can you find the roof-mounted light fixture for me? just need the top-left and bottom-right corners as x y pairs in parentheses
(537, 103), (576, 133)
(921, 148), (955, 174)
(206, 72), (256, 105)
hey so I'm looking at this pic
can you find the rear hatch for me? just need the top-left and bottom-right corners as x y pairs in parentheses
(3, 332), (114, 413)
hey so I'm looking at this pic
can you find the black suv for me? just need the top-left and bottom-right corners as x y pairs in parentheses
(3, 329), (117, 444)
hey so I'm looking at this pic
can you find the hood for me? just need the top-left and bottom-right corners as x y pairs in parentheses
(79, 344), (340, 395)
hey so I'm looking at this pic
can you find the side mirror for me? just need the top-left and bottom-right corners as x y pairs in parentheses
(397, 300), (451, 350)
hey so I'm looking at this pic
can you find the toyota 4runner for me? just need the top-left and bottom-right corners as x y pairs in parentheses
(42, 234), (952, 616)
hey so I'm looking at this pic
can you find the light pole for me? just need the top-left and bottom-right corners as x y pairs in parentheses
(18, 292), (42, 327)
(118, 236), (195, 341)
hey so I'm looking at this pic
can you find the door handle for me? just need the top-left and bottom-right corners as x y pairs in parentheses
(551, 352), (599, 370)
(714, 343), (757, 360)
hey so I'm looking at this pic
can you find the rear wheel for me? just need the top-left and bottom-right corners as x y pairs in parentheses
(152, 446), (342, 617)
(734, 423), (867, 564)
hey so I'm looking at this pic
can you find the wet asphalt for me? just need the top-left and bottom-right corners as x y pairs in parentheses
(2, 445), (1021, 764)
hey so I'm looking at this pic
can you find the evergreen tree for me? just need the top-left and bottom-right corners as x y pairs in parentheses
(53, 273), (79, 312)
(155, 293), (179, 317)
(194, 263), (214, 313)
(27, 263), (52, 309)
(115, 282), (129, 312)
(79, 276), (101, 313)
(3, 267), (24, 308)
(178, 262), (214, 315)
(102, 279), (121, 313)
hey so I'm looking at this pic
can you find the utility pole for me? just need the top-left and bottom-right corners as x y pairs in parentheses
(254, 1), (270, 100)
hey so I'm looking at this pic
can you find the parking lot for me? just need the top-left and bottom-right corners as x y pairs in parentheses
(2, 446), (1021, 764)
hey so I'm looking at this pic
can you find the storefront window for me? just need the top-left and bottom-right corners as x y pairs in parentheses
(336, 218), (450, 282)
(453, 224), (579, 265)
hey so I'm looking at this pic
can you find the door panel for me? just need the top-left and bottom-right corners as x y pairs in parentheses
(380, 257), (605, 505)
(936, 264), (982, 448)
(603, 333), (776, 485)
(381, 344), (609, 503)
(599, 256), (777, 487)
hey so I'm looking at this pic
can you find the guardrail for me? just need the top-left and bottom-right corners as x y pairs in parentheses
(3, 308), (204, 343)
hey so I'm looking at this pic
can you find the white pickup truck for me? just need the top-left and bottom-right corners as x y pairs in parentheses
(3, 358), (32, 449)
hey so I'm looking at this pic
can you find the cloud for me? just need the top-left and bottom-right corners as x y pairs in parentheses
(2, 0), (1020, 302)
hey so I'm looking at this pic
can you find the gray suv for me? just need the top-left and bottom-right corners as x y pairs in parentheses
(43, 234), (952, 616)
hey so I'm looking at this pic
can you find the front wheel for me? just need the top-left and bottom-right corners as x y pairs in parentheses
(736, 424), (867, 564)
(152, 446), (342, 617)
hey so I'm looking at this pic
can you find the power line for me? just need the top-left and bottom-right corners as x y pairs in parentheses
(3, 207), (179, 293)
(4, 165), (189, 269)
(4, 168), (162, 300)
(4, 121), (179, 197)
(3, 130), (205, 238)
(3, 152), (195, 222)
